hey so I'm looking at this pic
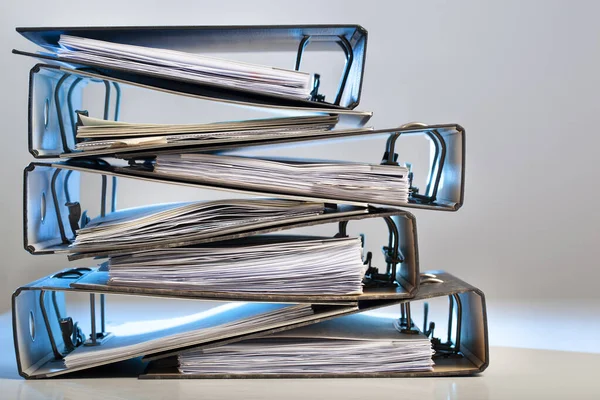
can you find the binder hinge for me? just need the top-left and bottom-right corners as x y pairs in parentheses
(128, 158), (155, 170)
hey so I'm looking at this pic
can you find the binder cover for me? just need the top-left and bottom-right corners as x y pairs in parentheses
(24, 163), (418, 286)
(11, 271), (467, 379)
(141, 271), (488, 378)
(27, 64), (373, 159)
(11, 274), (358, 379)
(42, 118), (465, 211)
(15, 25), (367, 110)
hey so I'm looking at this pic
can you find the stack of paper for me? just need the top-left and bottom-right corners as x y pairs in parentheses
(64, 302), (355, 370)
(74, 114), (343, 153)
(154, 154), (410, 205)
(71, 199), (325, 252)
(108, 237), (367, 295)
(57, 35), (314, 99)
(179, 313), (434, 375)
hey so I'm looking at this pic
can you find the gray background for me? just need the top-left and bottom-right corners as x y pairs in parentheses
(1, 0), (599, 314)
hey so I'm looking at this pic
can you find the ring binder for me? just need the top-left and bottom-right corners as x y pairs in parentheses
(66, 248), (419, 302)
(23, 162), (420, 293)
(15, 25), (368, 109)
(25, 172), (420, 296)
(12, 270), (486, 379)
(24, 163), (418, 276)
(41, 118), (464, 211)
(12, 277), (358, 379)
(138, 271), (488, 378)
(28, 64), (373, 159)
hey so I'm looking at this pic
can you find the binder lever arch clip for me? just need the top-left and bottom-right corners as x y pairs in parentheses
(382, 122), (447, 206)
(295, 34), (354, 105)
(334, 216), (404, 288)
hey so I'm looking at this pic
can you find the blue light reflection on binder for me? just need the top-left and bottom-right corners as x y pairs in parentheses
(107, 302), (246, 337)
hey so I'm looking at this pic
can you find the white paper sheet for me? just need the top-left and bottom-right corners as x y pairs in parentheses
(178, 313), (434, 374)
(108, 236), (367, 295)
(73, 114), (344, 152)
(71, 199), (326, 251)
(56, 35), (313, 98)
(153, 154), (410, 205)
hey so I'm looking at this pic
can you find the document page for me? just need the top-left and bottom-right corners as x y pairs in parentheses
(179, 313), (434, 374)
(108, 236), (368, 295)
(71, 199), (325, 252)
(76, 115), (338, 138)
(73, 114), (348, 153)
(154, 154), (410, 205)
(56, 35), (314, 98)
(64, 302), (351, 370)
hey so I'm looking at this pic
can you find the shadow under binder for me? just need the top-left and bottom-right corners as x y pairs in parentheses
(15, 24), (368, 110)
(11, 271), (486, 379)
(27, 64), (374, 159)
(140, 271), (488, 378)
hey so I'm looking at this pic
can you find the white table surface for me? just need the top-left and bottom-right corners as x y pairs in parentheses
(1, 299), (599, 400)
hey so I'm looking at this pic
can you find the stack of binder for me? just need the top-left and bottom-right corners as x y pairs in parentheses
(11, 25), (487, 379)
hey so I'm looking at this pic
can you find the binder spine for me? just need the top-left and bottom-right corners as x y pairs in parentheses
(458, 289), (488, 371)
(23, 163), (80, 254)
(28, 64), (121, 158)
(12, 283), (69, 378)
(24, 162), (119, 255)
